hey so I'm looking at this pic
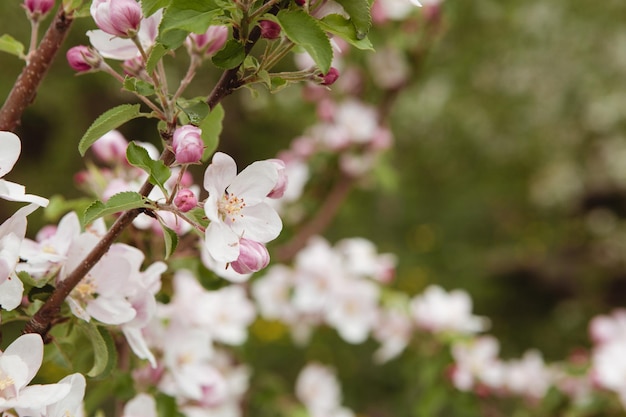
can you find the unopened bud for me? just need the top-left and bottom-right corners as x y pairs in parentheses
(267, 159), (288, 199)
(24, 0), (54, 16)
(186, 26), (228, 57)
(66, 45), (101, 72)
(174, 188), (198, 212)
(319, 67), (340, 86)
(172, 125), (204, 164)
(259, 20), (281, 40)
(92, 130), (128, 163)
(91, 0), (143, 38)
(230, 239), (270, 274)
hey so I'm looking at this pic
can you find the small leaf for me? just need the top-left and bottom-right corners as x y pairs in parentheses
(146, 43), (168, 73)
(18, 271), (49, 289)
(180, 100), (210, 125)
(126, 142), (172, 191)
(277, 10), (333, 74)
(319, 14), (374, 50)
(157, 29), (189, 50)
(142, 0), (171, 17)
(333, 0), (372, 40)
(199, 103), (224, 160)
(211, 39), (245, 69)
(83, 191), (146, 225)
(76, 322), (117, 378)
(160, 0), (222, 34)
(161, 223), (179, 259)
(123, 76), (156, 96)
(78, 104), (143, 156)
(0, 34), (25, 58)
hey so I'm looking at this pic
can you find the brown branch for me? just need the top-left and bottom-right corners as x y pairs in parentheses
(23, 150), (176, 338)
(0, 7), (74, 132)
(275, 173), (354, 263)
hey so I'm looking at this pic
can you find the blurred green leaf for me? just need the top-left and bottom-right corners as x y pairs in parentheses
(0, 34), (24, 59)
(78, 104), (143, 156)
(75, 322), (117, 378)
(199, 103), (224, 160)
(277, 10), (333, 74)
(211, 39), (246, 69)
(160, 0), (222, 34)
(142, 0), (171, 16)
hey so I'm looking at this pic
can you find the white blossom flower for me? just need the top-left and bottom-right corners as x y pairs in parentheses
(0, 131), (48, 207)
(203, 152), (281, 264)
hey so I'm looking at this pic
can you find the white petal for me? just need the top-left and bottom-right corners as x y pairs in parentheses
(3, 333), (43, 387)
(0, 180), (48, 207)
(123, 327), (156, 368)
(87, 296), (136, 325)
(46, 373), (86, 417)
(0, 273), (23, 311)
(204, 221), (240, 263)
(232, 203), (282, 243)
(229, 161), (278, 205)
(203, 152), (237, 195)
(87, 30), (140, 60)
(0, 131), (21, 178)
(9, 383), (71, 410)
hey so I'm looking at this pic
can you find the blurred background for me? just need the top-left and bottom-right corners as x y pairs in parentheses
(2, 0), (626, 415)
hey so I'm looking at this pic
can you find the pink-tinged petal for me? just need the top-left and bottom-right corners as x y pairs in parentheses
(123, 327), (157, 368)
(62, 233), (99, 278)
(228, 161), (278, 205)
(200, 245), (251, 283)
(0, 354), (29, 394)
(0, 180), (48, 207)
(231, 203), (282, 243)
(203, 152), (237, 195)
(87, 29), (139, 60)
(45, 373), (86, 417)
(0, 274), (24, 311)
(204, 221), (240, 263)
(87, 296), (136, 324)
(3, 334), (43, 387)
(67, 296), (92, 322)
(0, 131), (20, 178)
(138, 9), (163, 45)
(10, 383), (71, 409)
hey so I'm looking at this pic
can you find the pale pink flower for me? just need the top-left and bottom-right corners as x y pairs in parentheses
(410, 285), (488, 335)
(296, 363), (353, 417)
(252, 265), (296, 322)
(0, 131), (49, 207)
(501, 350), (552, 399)
(325, 278), (379, 343)
(123, 393), (157, 417)
(29, 373), (86, 417)
(0, 334), (72, 413)
(590, 309), (626, 345)
(372, 308), (413, 363)
(91, 0), (142, 37)
(92, 130), (128, 163)
(172, 125), (204, 164)
(230, 238), (270, 274)
(451, 336), (504, 392)
(203, 152), (281, 263)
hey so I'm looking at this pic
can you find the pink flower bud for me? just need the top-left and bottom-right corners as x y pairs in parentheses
(174, 188), (198, 212)
(230, 239), (270, 274)
(91, 0), (143, 38)
(172, 125), (204, 164)
(186, 26), (228, 57)
(267, 159), (288, 199)
(259, 20), (281, 40)
(66, 45), (101, 72)
(24, 0), (54, 16)
(319, 67), (340, 86)
(92, 130), (128, 163)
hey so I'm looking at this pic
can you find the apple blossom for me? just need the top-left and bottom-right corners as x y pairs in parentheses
(91, 129), (128, 163)
(172, 125), (204, 164)
(123, 393), (157, 417)
(186, 26), (229, 57)
(90, 0), (142, 38)
(266, 159), (288, 199)
(203, 152), (282, 264)
(0, 334), (72, 413)
(0, 131), (49, 207)
(230, 238), (270, 274)
(66, 46), (101, 72)
(174, 188), (198, 212)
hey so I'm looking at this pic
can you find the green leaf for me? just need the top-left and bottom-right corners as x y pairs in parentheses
(277, 10), (333, 74)
(211, 39), (245, 69)
(160, 0), (222, 34)
(179, 100), (210, 125)
(199, 103), (224, 160)
(126, 142), (172, 191)
(123, 76), (156, 96)
(146, 43), (168, 73)
(0, 34), (25, 59)
(75, 322), (117, 378)
(157, 29), (189, 50)
(18, 271), (49, 289)
(161, 223), (179, 259)
(333, 0), (372, 40)
(319, 14), (374, 50)
(142, 0), (171, 17)
(83, 191), (146, 225)
(78, 104), (143, 156)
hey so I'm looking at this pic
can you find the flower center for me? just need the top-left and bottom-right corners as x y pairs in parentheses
(0, 371), (16, 398)
(71, 276), (97, 304)
(218, 192), (246, 224)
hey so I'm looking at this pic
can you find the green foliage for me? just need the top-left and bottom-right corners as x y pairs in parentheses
(211, 39), (246, 69)
(160, 0), (222, 35)
(199, 103), (224, 160)
(276, 9), (333, 74)
(332, 0), (372, 40)
(160, 222), (179, 260)
(125, 142), (172, 192)
(142, 0), (171, 17)
(83, 191), (147, 225)
(78, 104), (144, 156)
(318, 14), (374, 51)
(75, 321), (118, 378)
(0, 34), (24, 59)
